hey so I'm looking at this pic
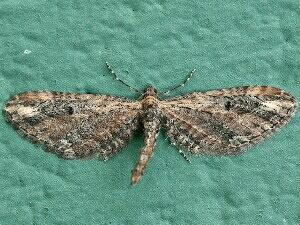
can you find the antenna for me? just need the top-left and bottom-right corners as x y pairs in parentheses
(162, 69), (196, 96)
(105, 62), (141, 94)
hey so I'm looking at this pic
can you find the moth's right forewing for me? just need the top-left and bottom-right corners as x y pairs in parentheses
(4, 91), (142, 160)
(159, 86), (297, 155)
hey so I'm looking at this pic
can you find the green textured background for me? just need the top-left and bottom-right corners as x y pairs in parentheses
(0, 0), (299, 224)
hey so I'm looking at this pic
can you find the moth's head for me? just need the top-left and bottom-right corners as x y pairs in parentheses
(143, 86), (157, 97)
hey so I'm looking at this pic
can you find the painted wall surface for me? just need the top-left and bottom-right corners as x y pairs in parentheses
(0, 1), (299, 224)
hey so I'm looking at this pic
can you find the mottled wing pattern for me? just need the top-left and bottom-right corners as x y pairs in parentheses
(160, 86), (297, 155)
(4, 92), (141, 160)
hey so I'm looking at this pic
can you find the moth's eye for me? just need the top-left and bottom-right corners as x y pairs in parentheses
(67, 106), (74, 115)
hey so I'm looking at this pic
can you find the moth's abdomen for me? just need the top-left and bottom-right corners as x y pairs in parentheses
(131, 108), (161, 185)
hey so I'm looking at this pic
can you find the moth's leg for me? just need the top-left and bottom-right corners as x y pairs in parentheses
(105, 62), (141, 94)
(178, 149), (191, 163)
(162, 68), (196, 96)
(167, 126), (191, 163)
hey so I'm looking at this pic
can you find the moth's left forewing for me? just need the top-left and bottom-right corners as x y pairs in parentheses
(159, 86), (297, 155)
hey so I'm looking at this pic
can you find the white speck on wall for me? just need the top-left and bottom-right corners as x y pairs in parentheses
(24, 49), (32, 54)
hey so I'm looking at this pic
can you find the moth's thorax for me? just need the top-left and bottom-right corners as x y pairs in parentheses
(141, 96), (158, 109)
(141, 86), (158, 109)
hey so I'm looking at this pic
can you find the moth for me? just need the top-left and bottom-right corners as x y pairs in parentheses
(3, 62), (297, 185)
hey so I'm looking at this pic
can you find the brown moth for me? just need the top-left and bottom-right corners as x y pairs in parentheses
(3, 63), (297, 185)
